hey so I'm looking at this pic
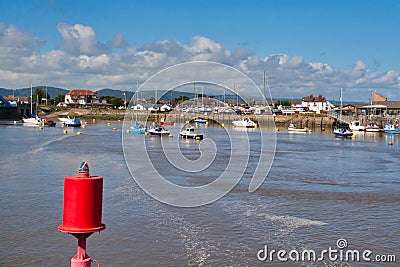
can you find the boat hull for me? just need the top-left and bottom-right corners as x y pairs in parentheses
(148, 126), (171, 136)
(288, 127), (309, 133)
(130, 128), (147, 134)
(180, 133), (203, 139)
(384, 124), (400, 134)
(22, 117), (42, 125)
(149, 131), (170, 136)
(365, 128), (380, 132)
(232, 122), (255, 128)
(193, 119), (207, 124)
(59, 117), (81, 127)
(334, 133), (353, 137)
(130, 122), (147, 134)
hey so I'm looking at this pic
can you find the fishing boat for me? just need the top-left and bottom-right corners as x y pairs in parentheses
(180, 126), (203, 140)
(193, 118), (207, 124)
(59, 116), (81, 127)
(365, 122), (381, 132)
(384, 120), (400, 134)
(349, 120), (365, 131)
(148, 125), (171, 136)
(232, 117), (256, 128)
(130, 121), (147, 134)
(287, 122), (311, 133)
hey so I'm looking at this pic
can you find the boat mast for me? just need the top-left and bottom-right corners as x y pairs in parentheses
(263, 70), (266, 106)
(340, 88), (342, 120)
(201, 86), (204, 107)
(30, 83), (33, 115)
(135, 81), (139, 122)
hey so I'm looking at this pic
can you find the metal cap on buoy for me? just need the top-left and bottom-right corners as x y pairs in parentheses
(59, 162), (106, 233)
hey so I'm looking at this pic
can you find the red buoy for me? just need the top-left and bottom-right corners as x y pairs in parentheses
(59, 162), (105, 233)
(59, 162), (106, 267)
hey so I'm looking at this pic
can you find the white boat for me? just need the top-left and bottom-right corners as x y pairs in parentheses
(180, 127), (203, 140)
(148, 126), (171, 136)
(59, 116), (81, 127)
(287, 122), (311, 133)
(365, 122), (381, 132)
(23, 115), (42, 126)
(232, 117), (256, 128)
(350, 121), (365, 131)
(23, 84), (42, 126)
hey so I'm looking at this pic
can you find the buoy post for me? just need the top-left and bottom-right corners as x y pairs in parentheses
(59, 162), (106, 267)
(71, 233), (92, 267)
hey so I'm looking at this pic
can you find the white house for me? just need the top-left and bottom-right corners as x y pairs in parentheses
(160, 104), (172, 112)
(132, 103), (146, 111)
(65, 89), (100, 106)
(301, 94), (334, 114)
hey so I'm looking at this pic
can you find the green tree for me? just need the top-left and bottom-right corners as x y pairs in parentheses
(53, 94), (65, 105)
(173, 95), (190, 104)
(274, 100), (291, 108)
(100, 96), (124, 107)
(33, 87), (50, 105)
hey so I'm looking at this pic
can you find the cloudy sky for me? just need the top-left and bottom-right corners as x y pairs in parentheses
(0, 0), (399, 101)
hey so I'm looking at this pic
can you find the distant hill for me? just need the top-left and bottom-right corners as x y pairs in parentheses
(0, 86), (68, 98)
(96, 88), (135, 100)
(0, 86), (251, 104)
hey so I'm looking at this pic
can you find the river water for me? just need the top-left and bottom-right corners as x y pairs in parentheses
(0, 122), (399, 266)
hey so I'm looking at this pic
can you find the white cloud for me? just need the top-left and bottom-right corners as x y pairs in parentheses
(0, 21), (399, 101)
(57, 23), (105, 55)
(111, 33), (127, 48)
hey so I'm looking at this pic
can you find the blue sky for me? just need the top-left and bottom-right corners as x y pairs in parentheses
(0, 0), (399, 101)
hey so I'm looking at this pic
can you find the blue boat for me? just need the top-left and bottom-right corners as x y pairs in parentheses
(130, 122), (147, 134)
(384, 121), (400, 134)
(334, 124), (353, 138)
(59, 116), (81, 127)
(193, 118), (207, 124)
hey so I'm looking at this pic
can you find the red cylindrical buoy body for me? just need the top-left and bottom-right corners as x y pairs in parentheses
(59, 171), (106, 233)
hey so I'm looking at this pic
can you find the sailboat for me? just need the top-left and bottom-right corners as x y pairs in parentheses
(130, 81), (148, 134)
(23, 84), (43, 126)
(334, 88), (353, 137)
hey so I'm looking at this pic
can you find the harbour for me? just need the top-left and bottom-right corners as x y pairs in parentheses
(0, 121), (399, 266)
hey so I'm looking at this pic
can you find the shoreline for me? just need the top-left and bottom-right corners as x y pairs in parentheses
(37, 107), (336, 129)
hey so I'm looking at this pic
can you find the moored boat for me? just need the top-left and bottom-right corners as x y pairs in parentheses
(365, 122), (381, 132)
(232, 117), (256, 128)
(350, 120), (365, 131)
(334, 125), (353, 137)
(159, 117), (173, 126)
(43, 119), (56, 127)
(180, 126), (203, 140)
(22, 114), (42, 126)
(130, 122), (147, 134)
(287, 122), (311, 133)
(193, 118), (207, 124)
(59, 116), (81, 127)
(384, 120), (400, 134)
(148, 125), (171, 136)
